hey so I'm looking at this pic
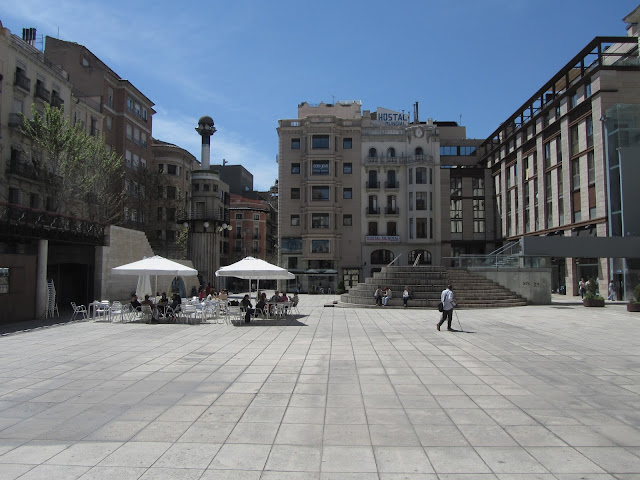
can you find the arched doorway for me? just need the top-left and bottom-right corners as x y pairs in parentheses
(408, 249), (432, 265)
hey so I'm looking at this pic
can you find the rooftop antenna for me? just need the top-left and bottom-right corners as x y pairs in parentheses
(222, 158), (227, 166)
(331, 95), (335, 104)
(459, 114), (462, 125)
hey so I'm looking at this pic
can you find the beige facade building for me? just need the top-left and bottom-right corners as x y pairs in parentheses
(479, 7), (640, 299)
(278, 102), (484, 292)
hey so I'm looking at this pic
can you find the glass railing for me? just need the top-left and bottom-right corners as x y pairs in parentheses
(442, 255), (550, 269)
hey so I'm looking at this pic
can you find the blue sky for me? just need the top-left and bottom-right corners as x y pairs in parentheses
(1, 0), (638, 190)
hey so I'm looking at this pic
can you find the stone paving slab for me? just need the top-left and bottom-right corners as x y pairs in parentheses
(0, 294), (639, 479)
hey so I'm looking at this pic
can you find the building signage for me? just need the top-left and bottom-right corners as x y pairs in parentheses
(376, 107), (409, 126)
(365, 235), (400, 243)
(312, 161), (329, 175)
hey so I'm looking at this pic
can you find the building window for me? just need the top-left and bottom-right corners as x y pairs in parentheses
(291, 138), (300, 149)
(235, 213), (243, 219)
(166, 186), (176, 200)
(369, 148), (377, 158)
(126, 124), (133, 140)
(311, 186), (329, 201)
(312, 135), (330, 149)
(408, 168), (413, 185)
(472, 178), (484, 197)
(291, 188), (300, 199)
(368, 222), (378, 235)
(106, 115), (112, 131)
(387, 222), (397, 235)
(587, 152), (595, 185)
(585, 81), (592, 98)
(450, 177), (462, 196)
(291, 215), (300, 226)
(415, 147), (423, 156)
(544, 142), (551, 169)
(343, 163), (352, 174)
(343, 188), (352, 199)
(450, 199), (462, 233)
(570, 124), (580, 156)
(572, 158), (580, 191)
(253, 213), (260, 220)
(416, 218), (427, 238)
(416, 192), (427, 211)
(387, 147), (395, 158)
(312, 161), (329, 175)
(311, 240), (329, 253)
(291, 163), (300, 174)
(416, 167), (427, 184)
(203, 184), (210, 192)
(157, 207), (163, 220)
(312, 213), (330, 229)
(343, 138), (352, 149)
(573, 191), (582, 222)
(343, 214), (352, 226)
(167, 164), (177, 175)
(586, 116), (593, 148)
(473, 199), (485, 232)
(166, 208), (176, 222)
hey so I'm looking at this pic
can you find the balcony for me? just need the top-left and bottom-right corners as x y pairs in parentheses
(366, 181), (380, 189)
(14, 71), (31, 92)
(366, 207), (380, 215)
(35, 83), (51, 102)
(0, 201), (106, 245)
(385, 207), (400, 215)
(178, 208), (230, 224)
(384, 181), (399, 189)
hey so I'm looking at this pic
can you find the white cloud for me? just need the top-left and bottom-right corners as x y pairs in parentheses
(152, 111), (277, 191)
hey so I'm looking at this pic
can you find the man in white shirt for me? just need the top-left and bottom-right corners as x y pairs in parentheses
(437, 284), (456, 331)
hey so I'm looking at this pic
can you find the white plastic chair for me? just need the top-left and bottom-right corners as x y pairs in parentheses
(140, 305), (153, 323)
(227, 305), (242, 324)
(70, 302), (87, 320)
(95, 301), (111, 322)
(110, 301), (127, 322)
(180, 304), (200, 324)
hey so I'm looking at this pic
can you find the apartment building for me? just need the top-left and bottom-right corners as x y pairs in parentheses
(44, 36), (155, 230)
(150, 139), (198, 258)
(0, 24), (106, 322)
(278, 102), (484, 292)
(479, 6), (640, 299)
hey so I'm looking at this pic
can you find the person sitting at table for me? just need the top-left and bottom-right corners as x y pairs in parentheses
(280, 292), (289, 302)
(170, 293), (181, 312)
(270, 290), (281, 302)
(292, 292), (299, 307)
(198, 287), (205, 301)
(219, 289), (228, 302)
(255, 292), (267, 315)
(157, 292), (169, 314)
(130, 294), (141, 311)
(241, 294), (253, 324)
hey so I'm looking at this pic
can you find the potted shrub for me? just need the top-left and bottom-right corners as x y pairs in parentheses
(628, 284), (640, 312)
(336, 281), (346, 295)
(583, 277), (605, 307)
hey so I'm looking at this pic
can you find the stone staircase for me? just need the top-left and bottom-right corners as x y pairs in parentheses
(340, 265), (528, 309)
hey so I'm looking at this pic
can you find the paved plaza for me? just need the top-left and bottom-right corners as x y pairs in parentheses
(1, 295), (640, 479)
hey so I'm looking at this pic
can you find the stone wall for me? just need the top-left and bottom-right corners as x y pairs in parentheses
(96, 226), (199, 302)
(473, 268), (552, 304)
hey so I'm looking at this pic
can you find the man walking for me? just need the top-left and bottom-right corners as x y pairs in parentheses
(437, 284), (456, 331)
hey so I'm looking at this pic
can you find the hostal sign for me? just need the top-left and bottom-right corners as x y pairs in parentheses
(376, 107), (409, 126)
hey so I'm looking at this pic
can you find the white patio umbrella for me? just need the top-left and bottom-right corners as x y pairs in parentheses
(135, 274), (152, 298)
(215, 256), (294, 295)
(112, 255), (198, 295)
